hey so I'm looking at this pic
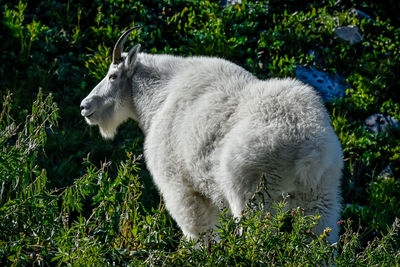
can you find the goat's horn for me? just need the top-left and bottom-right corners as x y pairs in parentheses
(112, 26), (141, 64)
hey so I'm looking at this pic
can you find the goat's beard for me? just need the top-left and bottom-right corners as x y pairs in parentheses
(97, 103), (132, 140)
(97, 111), (119, 140)
(99, 124), (118, 140)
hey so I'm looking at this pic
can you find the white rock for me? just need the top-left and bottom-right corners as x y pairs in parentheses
(350, 8), (374, 22)
(221, 0), (242, 6)
(365, 114), (399, 133)
(334, 25), (362, 44)
(295, 66), (347, 100)
(379, 164), (394, 179)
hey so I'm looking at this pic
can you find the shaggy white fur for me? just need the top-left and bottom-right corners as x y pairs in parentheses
(81, 44), (343, 243)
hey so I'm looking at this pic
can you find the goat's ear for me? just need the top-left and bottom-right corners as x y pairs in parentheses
(125, 44), (140, 75)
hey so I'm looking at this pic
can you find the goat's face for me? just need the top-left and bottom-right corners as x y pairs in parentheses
(80, 28), (140, 139)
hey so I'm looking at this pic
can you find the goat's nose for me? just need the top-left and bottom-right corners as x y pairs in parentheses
(80, 99), (88, 111)
(80, 99), (92, 116)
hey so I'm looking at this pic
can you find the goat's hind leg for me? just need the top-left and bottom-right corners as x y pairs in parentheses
(286, 165), (342, 243)
(218, 160), (261, 218)
(217, 132), (266, 218)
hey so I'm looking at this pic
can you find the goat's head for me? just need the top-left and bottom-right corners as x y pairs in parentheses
(80, 27), (140, 139)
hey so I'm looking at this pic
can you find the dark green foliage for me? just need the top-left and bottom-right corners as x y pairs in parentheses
(0, 0), (399, 265)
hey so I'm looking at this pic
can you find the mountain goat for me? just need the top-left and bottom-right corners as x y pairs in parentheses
(80, 28), (343, 243)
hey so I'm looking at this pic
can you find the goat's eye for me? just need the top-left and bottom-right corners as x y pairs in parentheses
(109, 74), (117, 80)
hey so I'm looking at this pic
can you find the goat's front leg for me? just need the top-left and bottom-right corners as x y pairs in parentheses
(158, 177), (220, 241)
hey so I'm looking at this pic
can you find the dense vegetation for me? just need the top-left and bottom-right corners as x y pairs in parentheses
(1, 0), (399, 265)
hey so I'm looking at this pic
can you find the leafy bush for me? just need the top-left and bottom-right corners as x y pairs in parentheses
(0, 0), (399, 265)
(0, 91), (398, 265)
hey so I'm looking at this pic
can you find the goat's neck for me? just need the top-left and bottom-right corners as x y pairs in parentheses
(132, 53), (184, 134)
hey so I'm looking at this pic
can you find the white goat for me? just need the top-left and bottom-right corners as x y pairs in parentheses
(80, 28), (343, 243)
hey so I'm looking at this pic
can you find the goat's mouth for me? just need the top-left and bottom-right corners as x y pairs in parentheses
(85, 112), (95, 119)
(84, 112), (98, 125)
(81, 108), (95, 118)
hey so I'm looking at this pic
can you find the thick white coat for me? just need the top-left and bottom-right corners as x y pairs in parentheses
(81, 51), (343, 243)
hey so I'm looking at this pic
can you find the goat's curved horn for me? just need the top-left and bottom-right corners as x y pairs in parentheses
(112, 26), (141, 64)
